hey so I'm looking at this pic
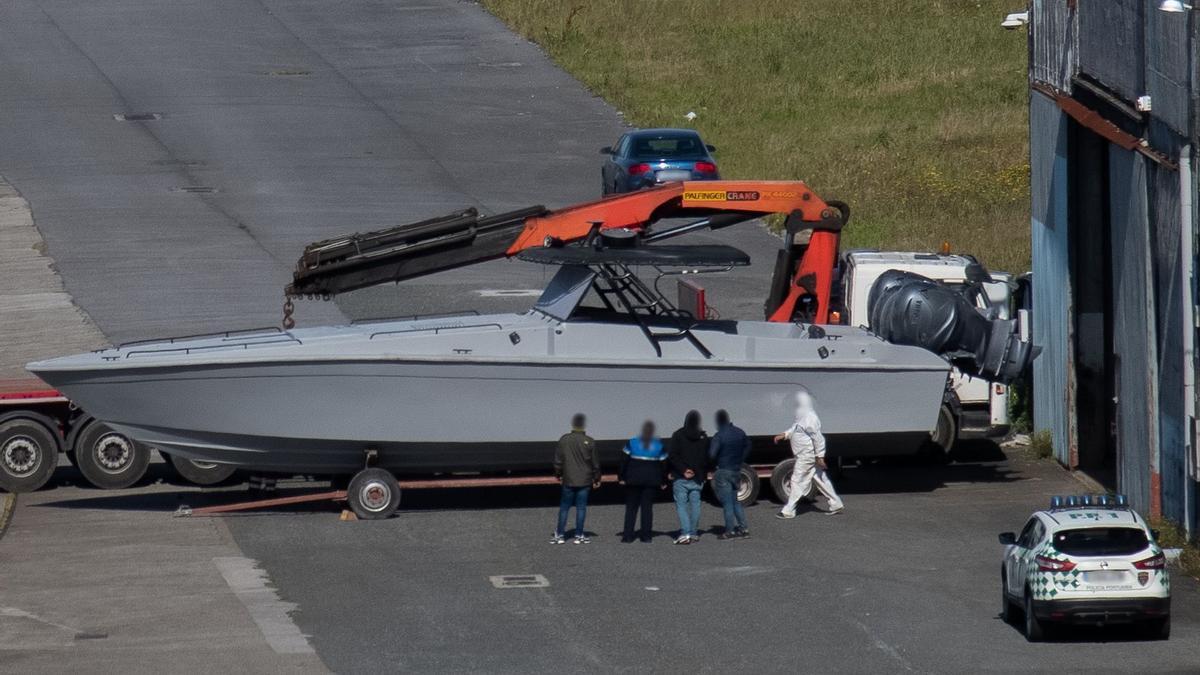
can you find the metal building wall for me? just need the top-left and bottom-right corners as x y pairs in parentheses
(1078, 1), (1143, 102)
(1145, 7), (1193, 136)
(1031, 0), (1075, 91)
(1151, 159), (1187, 524)
(1030, 93), (1073, 465)
(1108, 147), (1158, 513)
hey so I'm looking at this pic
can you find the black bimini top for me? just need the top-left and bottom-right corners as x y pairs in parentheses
(517, 244), (750, 267)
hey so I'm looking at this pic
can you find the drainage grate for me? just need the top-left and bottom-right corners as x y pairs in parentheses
(171, 186), (217, 194)
(489, 574), (549, 589)
(113, 112), (161, 121)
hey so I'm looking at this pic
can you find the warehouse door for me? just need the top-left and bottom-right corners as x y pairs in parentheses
(1107, 146), (1157, 511)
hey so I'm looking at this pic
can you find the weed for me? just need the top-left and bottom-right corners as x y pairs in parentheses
(1149, 517), (1200, 581)
(1029, 430), (1054, 460)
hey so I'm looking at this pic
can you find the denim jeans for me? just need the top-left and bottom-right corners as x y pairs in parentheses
(672, 478), (703, 537)
(556, 484), (590, 536)
(713, 468), (747, 532)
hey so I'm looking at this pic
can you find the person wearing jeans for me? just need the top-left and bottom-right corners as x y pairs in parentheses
(667, 410), (709, 545)
(552, 413), (600, 544)
(709, 409), (751, 539)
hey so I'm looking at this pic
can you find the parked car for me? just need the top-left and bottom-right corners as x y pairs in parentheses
(999, 494), (1170, 641)
(600, 128), (719, 194)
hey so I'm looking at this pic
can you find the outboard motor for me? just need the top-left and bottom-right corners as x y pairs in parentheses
(867, 270), (1038, 384)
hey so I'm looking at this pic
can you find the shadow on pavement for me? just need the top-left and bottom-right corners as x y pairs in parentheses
(27, 439), (1023, 515)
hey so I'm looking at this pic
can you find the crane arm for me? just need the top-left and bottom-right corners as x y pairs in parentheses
(286, 180), (845, 322)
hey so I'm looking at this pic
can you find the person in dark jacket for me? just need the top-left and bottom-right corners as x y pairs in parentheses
(552, 413), (600, 545)
(709, 409), (752, 539)
(619, 420), (667, 543)
(668, 410), (709, 545)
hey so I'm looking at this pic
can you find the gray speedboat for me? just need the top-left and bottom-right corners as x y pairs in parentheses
(29, 243), (953, 475)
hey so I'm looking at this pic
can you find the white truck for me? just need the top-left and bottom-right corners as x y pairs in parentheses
(839, 251), (1012, 446)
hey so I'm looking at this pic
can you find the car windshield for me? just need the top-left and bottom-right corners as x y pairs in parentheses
(1053, 527), (1149, 556)
(630, 134), (706, 160)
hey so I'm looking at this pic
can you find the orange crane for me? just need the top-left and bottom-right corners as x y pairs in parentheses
(287, 180), (849, 325)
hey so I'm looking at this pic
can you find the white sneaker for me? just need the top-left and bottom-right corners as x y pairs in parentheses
(573, 535), (591, 544)
(825, 507), (844, 516)
(775, 511), (797, 519)
(550, 533), (565, 544)
(674, 535), (691, 545)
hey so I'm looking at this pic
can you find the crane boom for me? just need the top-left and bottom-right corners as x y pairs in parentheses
(286, 180), (846, 323)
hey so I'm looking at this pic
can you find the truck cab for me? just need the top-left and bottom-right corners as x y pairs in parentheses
(840, 251), (1012, 437)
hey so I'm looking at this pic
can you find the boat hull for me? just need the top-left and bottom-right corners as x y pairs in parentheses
(35, 358), (948, 473)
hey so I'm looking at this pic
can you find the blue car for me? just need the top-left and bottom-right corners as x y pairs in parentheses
(600, 128), (719, 195)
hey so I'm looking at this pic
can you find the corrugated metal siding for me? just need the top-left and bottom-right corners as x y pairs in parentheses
(1031, 0), (1075, 91)
(1078, 0), (1142, 102)
(1146, 8), (1192, 137)
(1151, 160), (1187, 523)
(1109, 147), (1157, 513)
(1030, 93), (1073, 464)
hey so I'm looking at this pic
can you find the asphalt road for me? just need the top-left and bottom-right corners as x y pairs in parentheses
(0, 0), (784, 346)
(221, 448), (1200, 672)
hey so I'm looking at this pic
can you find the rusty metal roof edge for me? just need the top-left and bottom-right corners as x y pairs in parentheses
(1032, 82), (1179, 170)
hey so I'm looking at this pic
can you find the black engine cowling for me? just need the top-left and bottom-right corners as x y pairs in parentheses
(867, 270), (1037, 384)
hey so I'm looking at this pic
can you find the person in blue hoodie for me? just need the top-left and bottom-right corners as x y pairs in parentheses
(619, 420), (667, 543)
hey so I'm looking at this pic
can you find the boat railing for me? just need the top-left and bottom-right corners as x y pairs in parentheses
(351, 310), (481, 325)
(112, 326), (287, 349)
(368, 322), (504, 340)
(120, 335), (302, 359)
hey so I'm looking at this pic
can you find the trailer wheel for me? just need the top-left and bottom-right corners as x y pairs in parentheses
(167, 453), (237, 486)
(770, 458), (796, 503)
(736, 464), (760, 505)
(921, 404), (957, 461)
(0, 419), (59, 493)
(346, 467), (400, 520)
(73, 423), (149, 490)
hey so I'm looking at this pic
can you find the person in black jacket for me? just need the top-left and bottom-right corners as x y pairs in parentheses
(668, 410), (710, 545)
(619, 420), (667, 543)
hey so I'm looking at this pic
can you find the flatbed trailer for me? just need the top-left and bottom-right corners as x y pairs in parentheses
(0, 379), (235, 493)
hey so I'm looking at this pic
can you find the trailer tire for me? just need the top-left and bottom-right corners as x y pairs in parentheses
(347, 467), (400, 520)
(0, 419), (59, 493)
(921, 404), (957, 461)
(736, 464), (760, 505)
(74, 423), (149, 490)
(770, 458), (797, 503)
(167, 453), (237, 486)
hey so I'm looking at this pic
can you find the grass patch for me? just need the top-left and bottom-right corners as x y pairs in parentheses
(1149, 517), (1200, 581)
(482, 0), (1030, 272)
(1028, 430), (1054, 460)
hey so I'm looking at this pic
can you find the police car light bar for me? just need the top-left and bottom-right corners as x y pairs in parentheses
(1050, 494), (1128, 510)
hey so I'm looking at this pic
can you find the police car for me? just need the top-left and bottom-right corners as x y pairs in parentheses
(999, 495), (1170, 641)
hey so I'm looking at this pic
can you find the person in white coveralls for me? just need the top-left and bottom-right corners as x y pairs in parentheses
(772, 390), (844, 517)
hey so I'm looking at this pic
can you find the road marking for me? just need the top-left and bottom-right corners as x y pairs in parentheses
(0, 606), (105, 642)
(213, 556), (314, 655)
(475, 289), (542, 297)
(489, 574), (549, 589)
(847, 616), (914, 672)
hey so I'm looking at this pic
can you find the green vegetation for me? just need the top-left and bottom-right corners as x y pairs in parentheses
(1150, 517), (1200, 580)
(482, 0), (1031, 271)
(1028, 430), (1054, 460)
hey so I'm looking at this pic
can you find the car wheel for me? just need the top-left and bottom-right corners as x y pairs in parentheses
(1000, 569), (1014, 624)
(1023, 590), (1045, 642)
(1146, 617), (1170, 641)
